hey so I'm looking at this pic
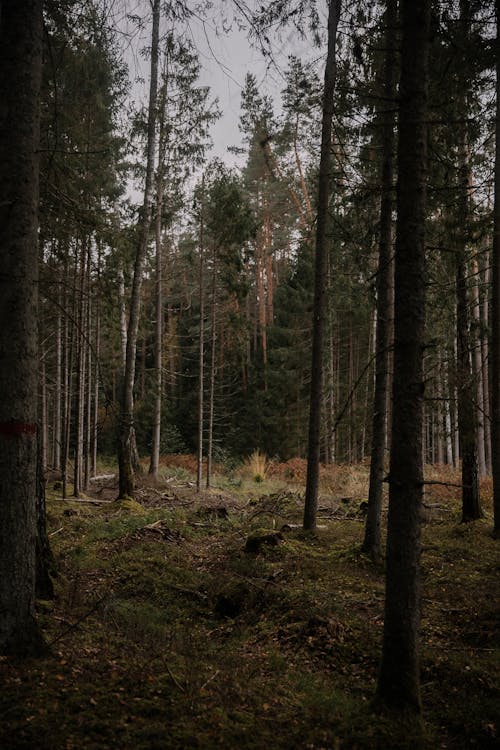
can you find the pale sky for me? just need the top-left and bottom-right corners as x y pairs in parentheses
(117, 1), (320, 167)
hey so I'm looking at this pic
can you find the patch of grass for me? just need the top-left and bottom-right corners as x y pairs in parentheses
(242, 449), (268, 483)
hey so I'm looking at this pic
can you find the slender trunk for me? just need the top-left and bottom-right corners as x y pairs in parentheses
(206, 250), (217, 489)
(491, 0), (500, 535)
(304, 0), (341, 530)
(377, 0), (430, 714)
(62, 252), (77, 500)
(84, 244), (92, 491)
(472, 254), (486, 477)
(41, 358), (48, 472)
(481, 254), (491, 473)
(364, 0), (397, 561)
(73, 240), (87, 498)
(445, 363), (454, 465)
(149, 183), (164, 478)
(35, 429), (54, 601)
(53, 305), (62, 471)
(197, 191), (205, 493)
(93, 303), (100, 478)
(118, 0), (160, 499)
(456, 140), (481, 520)
(118, 265), (127, 370)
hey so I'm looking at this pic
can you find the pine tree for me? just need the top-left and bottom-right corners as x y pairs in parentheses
(377, 0), (430, 714)
(0, 0), (45, 656)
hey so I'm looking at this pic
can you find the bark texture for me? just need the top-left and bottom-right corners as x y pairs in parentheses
(363, 0), (397, 562)
(376, 0), (430, 713)
(492, 0), (500, 536)
(304, 0), (341, 531)
(0, 0), (45, 655)
(118, 0), (160, 498)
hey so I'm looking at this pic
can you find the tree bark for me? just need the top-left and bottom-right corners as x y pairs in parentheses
(491, 0), (500, 536)
(471, 252), (486, 477)
(456, 150), (482, 521)
(197, 193), (205, 493)
(0, 0), (45, 655)
(149, 182), (164, 478)
(363, 0), (397, 562)
(376, 0), (430, 714)
(303, 0), (341, 531)
(207, 248), (217, 489)
(117, 0), (160, 499)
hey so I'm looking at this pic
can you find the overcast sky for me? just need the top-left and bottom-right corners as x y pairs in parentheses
(116, 1), (321, 167)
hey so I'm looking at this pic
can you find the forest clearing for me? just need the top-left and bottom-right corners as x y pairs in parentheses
(1, 458), (498, 750)
(2, 1), (500, 746)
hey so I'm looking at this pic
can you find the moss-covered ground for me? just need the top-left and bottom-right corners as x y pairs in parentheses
(0, 459), (498, 749)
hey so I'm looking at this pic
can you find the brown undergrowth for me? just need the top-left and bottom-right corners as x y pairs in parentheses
(0, 461), (498, 749)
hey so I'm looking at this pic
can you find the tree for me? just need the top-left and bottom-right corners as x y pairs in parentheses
(454, 0), (482, 522)
(492, 0), (500, 537)
(118, 0), (160, 499)
(376, 0), (430, 713)
(303, 0), (341, 531)
(149, 32), (218, 478)
(0, 0), (45, 655)
(362, 0), (397, 562)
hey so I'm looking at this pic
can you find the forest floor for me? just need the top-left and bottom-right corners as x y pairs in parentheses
(0, 457), (498, 750)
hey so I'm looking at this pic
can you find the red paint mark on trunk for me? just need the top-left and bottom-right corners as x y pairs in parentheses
(0, 422), (37, 438)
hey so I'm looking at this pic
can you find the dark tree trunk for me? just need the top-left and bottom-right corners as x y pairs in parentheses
(362, 0), (397, 562)
(303, 0), (341, 531)
(0, 0), (45, 656)
(206, 248), (217, 490)
(376, 0), (430, 714)
(36, 431), (54, 601)
(118, 0), (160, 499)
(455, 10), (482, 520)
(492, 0), (500, 536)
(197, 191), (205, 493)
(456, 252), (482, 521)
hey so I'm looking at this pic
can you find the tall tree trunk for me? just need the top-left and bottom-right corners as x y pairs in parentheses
(197, 197), (205, 493)
(481, 254), (492, 474)
(74, 240), (87, 498)
(362, 0), (397, 562)
(206, 250), (217, 489)
(62, 253), (75, 500)
(84, 294), (92, 491)
(53, 304), (62, 472)
(93, 297), (100, 478)
(149, 182), (164, 478)
(36, 429), (54, 601)
(0, 0), (45, 656)
(456, 156), (482, 520)
(118, 265), (127, 370)
(471, 252), (486, 476)
(377, 0), (430, 713)
(491, 0), (500, 536)
(303, 0), (341, 531)
(118, 0), (160, 499)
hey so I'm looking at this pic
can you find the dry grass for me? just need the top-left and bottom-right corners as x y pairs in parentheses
(242, 449), (268, 483)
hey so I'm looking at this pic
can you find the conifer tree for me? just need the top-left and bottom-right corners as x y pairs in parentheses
(377, 0), (430, 714)
(0, 0), (45, 656)
(304, 0), (341, 531)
